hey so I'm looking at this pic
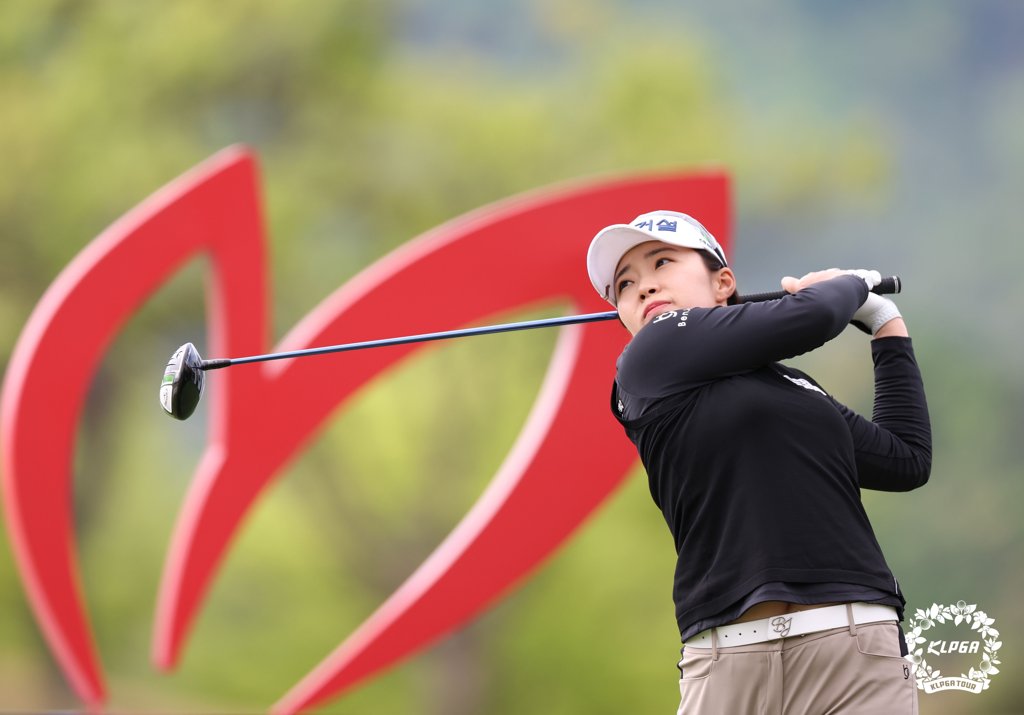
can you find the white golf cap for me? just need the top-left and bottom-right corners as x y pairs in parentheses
(586, 210), (728, 304)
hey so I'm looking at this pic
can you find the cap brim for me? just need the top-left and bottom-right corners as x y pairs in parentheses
(586, 225), (649, 299)
(587, 224), (711, 303)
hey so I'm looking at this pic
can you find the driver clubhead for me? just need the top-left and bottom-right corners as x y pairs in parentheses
(160, 342), (205, 420)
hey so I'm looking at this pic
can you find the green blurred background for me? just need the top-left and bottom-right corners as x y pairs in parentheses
(1, 1), (1022, 713)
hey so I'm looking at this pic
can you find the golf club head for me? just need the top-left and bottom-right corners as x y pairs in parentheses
(160, 342), (205, 420)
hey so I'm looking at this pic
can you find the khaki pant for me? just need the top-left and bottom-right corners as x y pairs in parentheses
(677, 621), (918, 714)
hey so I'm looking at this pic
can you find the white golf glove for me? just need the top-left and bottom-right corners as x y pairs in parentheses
(851, 292), (902, 335)
(840, 269), (882, 291)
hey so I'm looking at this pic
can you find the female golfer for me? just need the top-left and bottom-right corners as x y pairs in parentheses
(587, 210), (931, 714)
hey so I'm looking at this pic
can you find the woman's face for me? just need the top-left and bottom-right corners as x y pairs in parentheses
(613, 241), (734, 336)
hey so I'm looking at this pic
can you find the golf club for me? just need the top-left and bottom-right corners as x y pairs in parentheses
(160, 276), (901, 420)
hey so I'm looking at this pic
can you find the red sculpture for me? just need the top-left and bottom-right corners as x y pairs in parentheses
(0, 146), (730, 712)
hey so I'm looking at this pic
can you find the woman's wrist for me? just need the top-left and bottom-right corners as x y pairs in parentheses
(872, 317), (909, 339)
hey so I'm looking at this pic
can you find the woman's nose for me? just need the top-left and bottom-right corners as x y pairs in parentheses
(639, 285), (658, 299)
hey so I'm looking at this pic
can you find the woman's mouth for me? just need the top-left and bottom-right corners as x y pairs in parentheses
(643, 300), (671, 319)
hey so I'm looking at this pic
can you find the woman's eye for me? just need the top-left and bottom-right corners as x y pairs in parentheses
(617, 279), (633, 294)
(655, 257), (672, 268)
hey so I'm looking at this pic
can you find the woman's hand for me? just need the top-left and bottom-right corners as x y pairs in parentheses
(781, 269), (881, 293)
(781, 268), (844, 293)
(852, 293), (907, 337)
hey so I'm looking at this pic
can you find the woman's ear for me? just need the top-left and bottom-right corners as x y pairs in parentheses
(715, 267), (737, 305)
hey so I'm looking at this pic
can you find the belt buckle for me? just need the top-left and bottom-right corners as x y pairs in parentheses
(768, 614), (794, 639)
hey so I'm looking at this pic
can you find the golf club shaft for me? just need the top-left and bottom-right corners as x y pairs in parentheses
(200, 276), (901, 370)
(200, 311), (618, 370)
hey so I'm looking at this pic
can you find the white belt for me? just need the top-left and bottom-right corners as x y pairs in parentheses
(686, 603), (898, 649)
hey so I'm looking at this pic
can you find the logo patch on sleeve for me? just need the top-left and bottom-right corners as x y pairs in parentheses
(781, 374), (827, 396)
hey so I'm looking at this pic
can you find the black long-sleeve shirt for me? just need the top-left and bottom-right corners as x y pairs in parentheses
(610, 275), (932, 642)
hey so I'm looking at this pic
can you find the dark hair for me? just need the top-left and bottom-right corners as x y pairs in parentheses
(699, 252), (739, 305)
